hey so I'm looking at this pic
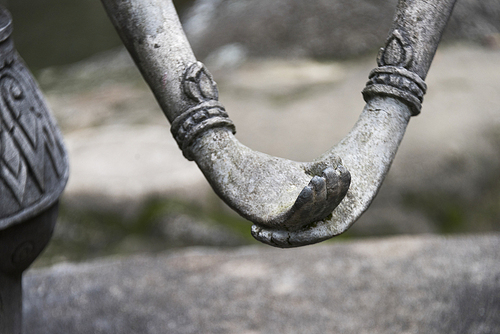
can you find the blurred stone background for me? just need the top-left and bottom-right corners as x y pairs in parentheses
(1, 0), (499, 268)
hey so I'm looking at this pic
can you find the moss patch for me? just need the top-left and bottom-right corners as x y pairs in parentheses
(34, 196), (256, 268)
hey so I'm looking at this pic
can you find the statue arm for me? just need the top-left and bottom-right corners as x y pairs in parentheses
(101, 0), (457, 247)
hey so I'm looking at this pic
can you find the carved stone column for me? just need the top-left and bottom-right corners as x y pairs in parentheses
(0, 7), (69, 333)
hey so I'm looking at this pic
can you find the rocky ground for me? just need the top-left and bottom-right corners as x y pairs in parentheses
(31, 41), (500, 267)
(24, 234), (500, 334)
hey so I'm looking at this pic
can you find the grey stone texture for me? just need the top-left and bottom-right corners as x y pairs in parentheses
(24, 234), (500, 334)
(183, 0), (500, 61)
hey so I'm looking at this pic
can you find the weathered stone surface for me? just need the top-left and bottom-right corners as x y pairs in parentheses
(183, 0), (500, 61)
(24, 234), (500, 334)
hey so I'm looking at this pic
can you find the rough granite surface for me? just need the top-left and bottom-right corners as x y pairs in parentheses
(24, 234), (500, 334)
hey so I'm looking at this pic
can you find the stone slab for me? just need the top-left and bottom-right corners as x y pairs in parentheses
(24, 234), (500, 334)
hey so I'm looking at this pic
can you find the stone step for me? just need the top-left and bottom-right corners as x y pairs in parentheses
(24, 234), (500, 334)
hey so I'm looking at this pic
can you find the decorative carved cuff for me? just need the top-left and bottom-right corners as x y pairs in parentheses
(171, 100), (235, 160)
(362, 66), (427, 116)
(171, 62), (236, 161)
(362, 29), (428, 116)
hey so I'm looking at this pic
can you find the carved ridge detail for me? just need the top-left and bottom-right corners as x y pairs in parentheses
(362, 66), (427, 116)
(363, 29), (427, 116)
(171, 100), (235, 160)
(377, 29), (413, 68)
(0, 52), (68, 228)
(171, 62), (236, 160)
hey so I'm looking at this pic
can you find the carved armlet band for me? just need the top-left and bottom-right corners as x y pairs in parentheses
(362, 66), (427, 116)
(171, 100), (235, 161)
(171, 62), (236, 161)
(361, 29), (428, 116)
